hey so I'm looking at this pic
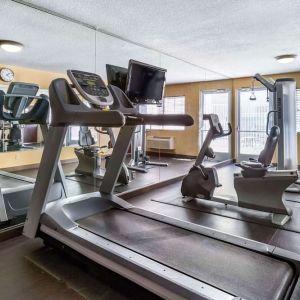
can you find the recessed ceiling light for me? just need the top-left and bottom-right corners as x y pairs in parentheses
(275, 54), (297, 64)
(0, 40), (24, 53)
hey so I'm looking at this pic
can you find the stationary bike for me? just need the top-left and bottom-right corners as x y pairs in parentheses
(74, 126), (132, 185)
(181, 114), (232, 199)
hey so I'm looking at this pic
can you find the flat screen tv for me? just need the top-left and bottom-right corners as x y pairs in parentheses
(106, 64), (128, 93)
(126, 60), (166, 104)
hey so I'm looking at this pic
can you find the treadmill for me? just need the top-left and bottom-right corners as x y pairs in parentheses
(0, 82), (67, 223)
(24, 70), (298, 300)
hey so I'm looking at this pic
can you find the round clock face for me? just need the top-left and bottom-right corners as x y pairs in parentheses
(0, 68), (14, 82)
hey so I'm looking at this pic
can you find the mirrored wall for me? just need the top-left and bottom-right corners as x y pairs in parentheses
(0, 0), (230, 229)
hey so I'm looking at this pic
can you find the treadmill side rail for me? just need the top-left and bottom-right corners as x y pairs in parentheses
(0, 189), (8, 221)
(41, 224), (235, 300)
(23, 126), (67, 238)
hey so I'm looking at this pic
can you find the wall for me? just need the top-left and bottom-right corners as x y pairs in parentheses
(147, 79), (234, 156)
(0, 64), (77, 168)
(0, 147), (76, 169)
(0, 64), (65, 89)
(0, 63), (117, 168)
(1, 64), (300, 166)
(148, 71), (300, 160)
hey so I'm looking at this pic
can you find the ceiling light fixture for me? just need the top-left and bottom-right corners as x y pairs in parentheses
(0, 40), (24, 53)
(275, 54), (297, 64)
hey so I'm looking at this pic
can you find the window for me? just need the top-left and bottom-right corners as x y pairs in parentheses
(201, 90), (231, 157)
(237, 88), (269, 158)
(144, 96), (185, 130)
(66, 126), (80, 145)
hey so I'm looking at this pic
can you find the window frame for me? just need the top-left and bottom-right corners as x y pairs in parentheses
(200, 89), (232, 160)
(236, 87), (269, 160)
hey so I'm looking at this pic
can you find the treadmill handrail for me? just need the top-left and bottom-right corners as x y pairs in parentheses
(0, 92), (49, 124)
(109, 85), (194, 127)
(49, 79), (194, 127)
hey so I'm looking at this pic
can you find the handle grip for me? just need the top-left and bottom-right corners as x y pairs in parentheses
(218, 122), (232, 137)
(266, 110), (277, 136)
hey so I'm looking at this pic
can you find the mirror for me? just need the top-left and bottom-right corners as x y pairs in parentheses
(0, 1), (233, 229)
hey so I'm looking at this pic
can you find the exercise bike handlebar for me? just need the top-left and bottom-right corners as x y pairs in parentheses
(203, 114), (232, 138)
(217, 122), (232, 138)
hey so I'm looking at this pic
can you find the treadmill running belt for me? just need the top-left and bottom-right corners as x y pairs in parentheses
(78, 209), (293, 300)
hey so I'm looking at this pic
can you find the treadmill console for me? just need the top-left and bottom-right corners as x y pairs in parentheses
(4, 82), (40, 116)
(67, 70), (113, 107)
(7, 82), (39, 97)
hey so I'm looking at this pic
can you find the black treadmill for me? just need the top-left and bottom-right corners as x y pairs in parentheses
(0, 82), (67, 223)
(23, 69), (298, 300)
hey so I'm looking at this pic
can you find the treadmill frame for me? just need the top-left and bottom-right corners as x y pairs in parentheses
(24, 123), (300, 299)
(0, 124), (67, 222)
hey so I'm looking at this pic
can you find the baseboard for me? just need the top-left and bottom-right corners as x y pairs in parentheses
(214, 159), (235, 168)
(2, 158), (78, 172)
(146, 151), (197, 160)
(0, 223), (24, 242)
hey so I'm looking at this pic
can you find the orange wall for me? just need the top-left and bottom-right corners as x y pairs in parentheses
(0, 64), (65, 89)
(0, 64), (75, 168)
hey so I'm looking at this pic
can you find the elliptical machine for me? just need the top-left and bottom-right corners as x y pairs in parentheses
(181, 113), (298, 225)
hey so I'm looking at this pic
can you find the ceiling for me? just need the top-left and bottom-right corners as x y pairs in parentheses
(1, 0), (300, 83)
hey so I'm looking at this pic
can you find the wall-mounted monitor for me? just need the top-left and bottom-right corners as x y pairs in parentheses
(106, 64), (128, 93)
(126, 60), (166, 104)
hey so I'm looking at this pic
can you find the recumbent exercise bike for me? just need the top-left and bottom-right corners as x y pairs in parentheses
(181, 113), (298, 225)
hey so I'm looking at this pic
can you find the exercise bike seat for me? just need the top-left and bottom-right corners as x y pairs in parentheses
(236, 125), (280, 178)
(236, 162), (268, 178)
(78, 126), (97, 148)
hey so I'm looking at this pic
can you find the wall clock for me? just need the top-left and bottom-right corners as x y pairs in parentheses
(0, 68), (14, 82)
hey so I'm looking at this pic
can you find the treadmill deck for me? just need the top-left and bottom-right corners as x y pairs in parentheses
(78, 208), (293, 300)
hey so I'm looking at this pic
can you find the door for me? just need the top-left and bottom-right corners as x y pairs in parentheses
(200, 89), (231, 161)
(237, 88), (269, 161)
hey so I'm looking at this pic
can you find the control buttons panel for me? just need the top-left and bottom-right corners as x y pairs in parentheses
(68, 70), (114, 107)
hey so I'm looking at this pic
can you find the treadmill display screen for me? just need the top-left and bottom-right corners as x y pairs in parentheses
(126, 60), (166, 104)
(7, 83), (39, 96)
(72, 70), (109, 98)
